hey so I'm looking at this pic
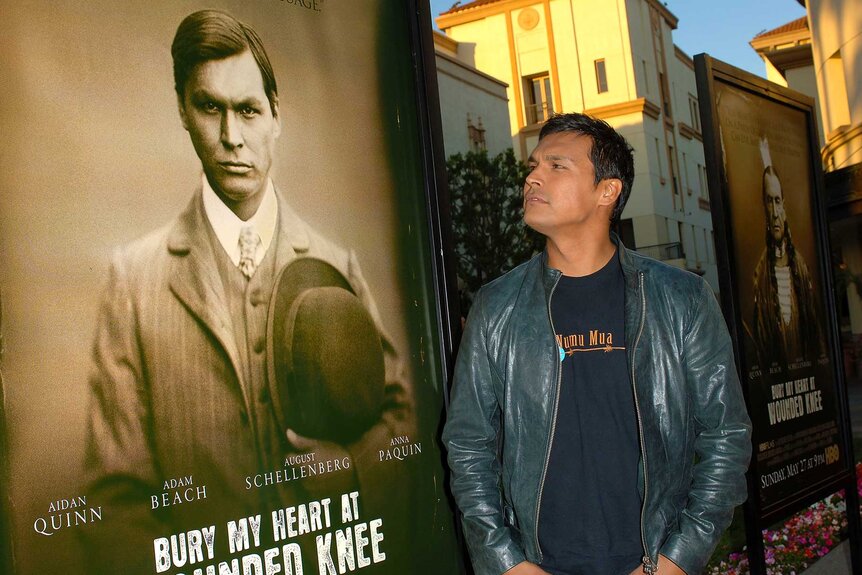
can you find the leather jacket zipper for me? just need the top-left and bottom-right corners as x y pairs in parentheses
(632, 271), (656, 574)
(534, 273), (562, 562)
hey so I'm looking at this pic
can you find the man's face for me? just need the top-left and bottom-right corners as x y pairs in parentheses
(178, 50), (281, 217)
(523, 132), (609, 237)
(764, 171), (786, 244)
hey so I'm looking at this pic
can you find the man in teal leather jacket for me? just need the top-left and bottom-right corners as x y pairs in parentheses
(443, 113), (751, 575)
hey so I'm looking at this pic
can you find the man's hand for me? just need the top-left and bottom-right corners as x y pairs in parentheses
(285, 429), (358, 496)
(628, 554), (686, 575)
(504, 561), (551, 575)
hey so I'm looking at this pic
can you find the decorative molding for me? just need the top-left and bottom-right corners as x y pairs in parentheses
(435, 50), (510, 91)
(761, 44), (813, 71)
(506, 9), (524, 129)
(438, 0), (679, 30)
(437, 0), (540, 30)
(518, 7), (539, 30)
(584, 97), (661, 121)
(543, 0), (562, 114)
(674, 45), (694, 71)
(644, 0), (679, 30)
(823, 123), (862, 170)
(678, 122), (703, 142)
(519, 123), (542, 136)
(749, 18), (810, 53)
(432, 30), (459, 54)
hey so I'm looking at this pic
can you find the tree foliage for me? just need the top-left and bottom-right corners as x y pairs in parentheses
(447, 148), (545, 315)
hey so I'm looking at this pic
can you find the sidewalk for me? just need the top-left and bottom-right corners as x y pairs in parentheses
(761, 380), (860, 574)
(799, 379), (861, 573)
(800, 539), (852, 574)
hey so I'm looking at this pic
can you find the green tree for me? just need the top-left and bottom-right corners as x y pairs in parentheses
(447, 148), (545, 315)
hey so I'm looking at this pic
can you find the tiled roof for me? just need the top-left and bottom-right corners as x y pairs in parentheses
(440, 0), (504, 16)
(753, 16), (808, 39)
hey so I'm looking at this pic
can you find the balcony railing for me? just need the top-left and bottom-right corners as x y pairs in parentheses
(525, 102), (553, 125)
(635, 242), (684, 261)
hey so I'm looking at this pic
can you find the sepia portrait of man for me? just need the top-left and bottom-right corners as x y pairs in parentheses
(77, 9), (416, 572)
(0, 2), (457, 574)
(751, 138), (823, 371)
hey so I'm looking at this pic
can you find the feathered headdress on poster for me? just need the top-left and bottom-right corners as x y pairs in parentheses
(759, 136), (772, 170)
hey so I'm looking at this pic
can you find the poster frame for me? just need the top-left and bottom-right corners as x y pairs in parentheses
(405, 0), (463, 397)
(694, 53), (861, 575)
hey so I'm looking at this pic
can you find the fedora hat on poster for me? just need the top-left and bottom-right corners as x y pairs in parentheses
(266, 257), (385, 445)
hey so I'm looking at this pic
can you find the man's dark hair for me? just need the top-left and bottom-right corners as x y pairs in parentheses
(171, 10), (278, 114)
(539, 113), (635, 223)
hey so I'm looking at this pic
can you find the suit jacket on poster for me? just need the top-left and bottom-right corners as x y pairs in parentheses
(83, 188), (413, 573)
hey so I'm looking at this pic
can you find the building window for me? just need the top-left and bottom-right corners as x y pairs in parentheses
(595, 59), (608, 93)
(467, 114), (486, 152)
(654, 138), (664, 183)
(642, 59), (649, 94)
(667, 143), (679, 196)
(659, 72), (672, 117)
(682, 152), (689, 194)
(688, 95), (700, 132)
(617, 218), (636, 249)
(524, 73), (554, 124)
(711, 231), (715, 263)
(691, 224), (699, 265)
(678, 221), (686, 256)
(703, 228), (710, 264)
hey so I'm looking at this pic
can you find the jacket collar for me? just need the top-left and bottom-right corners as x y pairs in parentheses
(539, 231), (644, 291)
(611, 232), (644, 292)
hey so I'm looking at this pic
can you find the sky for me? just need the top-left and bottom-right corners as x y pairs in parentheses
(428, 0), (808, 78)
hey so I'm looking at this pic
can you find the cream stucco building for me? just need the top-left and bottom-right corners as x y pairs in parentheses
(436, 0), (718, 291)
(435, 30), (514, 157)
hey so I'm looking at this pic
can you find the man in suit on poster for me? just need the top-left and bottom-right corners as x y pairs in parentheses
(83, 9), (412, 572)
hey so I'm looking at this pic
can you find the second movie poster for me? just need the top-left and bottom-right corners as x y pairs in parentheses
(0, 1), (461, 573)
(711, 77), (844, 514)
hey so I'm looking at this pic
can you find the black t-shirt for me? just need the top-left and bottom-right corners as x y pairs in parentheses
(538, 253), (643, 575)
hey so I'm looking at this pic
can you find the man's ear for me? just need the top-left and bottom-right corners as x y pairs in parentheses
(177, 92), (190, 131)
(599, 178), (623, 207)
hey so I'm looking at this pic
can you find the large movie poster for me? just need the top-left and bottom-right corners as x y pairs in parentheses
(710, 77), (845, 514)
(0, 2), (461, 574)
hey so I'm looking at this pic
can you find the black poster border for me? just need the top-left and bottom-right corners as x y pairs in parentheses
(405, 1), (470, 567)
(405, 0), (462, 393)
(694, 53), (861, 575)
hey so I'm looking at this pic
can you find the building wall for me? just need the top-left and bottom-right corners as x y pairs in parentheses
(435, 48), (513, 157)
(750, 22), (823, 146)
(669, 47), (716, 286)
(805, 0), (862, 367)
(446, 14), (520, 147)
(438, 0), (718, 292)
(785, 65), (818, 102)
(806, 0), (862, 171)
